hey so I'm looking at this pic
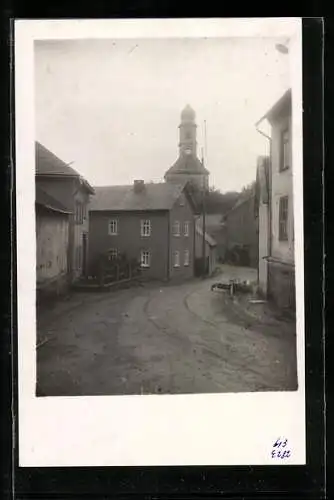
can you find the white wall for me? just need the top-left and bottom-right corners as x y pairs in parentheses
(270, 113), (294, 264)
(258, 203), (269, 294)
(36, 211), (69, 285)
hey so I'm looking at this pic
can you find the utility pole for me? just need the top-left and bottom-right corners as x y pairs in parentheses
(201, 146), (206, 277)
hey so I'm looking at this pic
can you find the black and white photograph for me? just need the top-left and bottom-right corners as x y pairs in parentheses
(15, 18), (305, 467)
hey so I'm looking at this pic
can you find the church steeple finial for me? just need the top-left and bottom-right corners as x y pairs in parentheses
(181, 104), (196, 122)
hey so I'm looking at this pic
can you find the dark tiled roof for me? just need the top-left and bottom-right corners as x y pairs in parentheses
(35, 185), (72, 214)
(224, 192), (255, 218)
(205, 213), (224, 228)
(35, 141), (95, 194)
(196, 225), (217, 247)
(256, 88), (292, 126)
(89, 182), (189, 212)
(36, 141), (80, 176)
(165, 155), (209, 177)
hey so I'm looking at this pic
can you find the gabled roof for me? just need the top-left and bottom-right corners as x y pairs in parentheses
(165, 154), (209, 177)
(256, 88), (292, 127)
(35, 141), (95, 194)
(196, 225), (217, 247)
(35, 185), (72, 214)
(223, 191), (255, 219)
(89, 181), (193, 212)
(205, 213), (224, 228)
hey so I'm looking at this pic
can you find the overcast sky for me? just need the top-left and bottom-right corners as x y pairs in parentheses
(34, 37), (290, 193)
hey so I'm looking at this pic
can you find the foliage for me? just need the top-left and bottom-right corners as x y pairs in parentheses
(187, 181), (253, 216)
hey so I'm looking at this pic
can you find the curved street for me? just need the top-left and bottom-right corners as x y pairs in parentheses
(36, 266), (297, 396)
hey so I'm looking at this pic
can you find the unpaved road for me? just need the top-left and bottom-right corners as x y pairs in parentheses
(36, 266), (298, 396)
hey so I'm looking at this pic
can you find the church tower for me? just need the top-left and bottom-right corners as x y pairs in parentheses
(179, 104), (197, 157)
(164, 105), (209, 190)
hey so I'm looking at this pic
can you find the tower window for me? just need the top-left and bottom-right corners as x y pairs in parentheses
(185, 130), (191, 140)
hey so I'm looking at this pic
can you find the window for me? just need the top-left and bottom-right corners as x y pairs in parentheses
(173, 220), (180, 236)
(179, 195), (185, 207)
(280, 128), (290, 171)
(140, 250), (151, 268)
(279, 196), (289, 241)
(108, 248), (118, 261)
(174, 250), (180, 267)
(184, 221), (190, 237)
(141, 219), (151, 237)
(108, 219), (118, 235)
(184, 250), (190, 266)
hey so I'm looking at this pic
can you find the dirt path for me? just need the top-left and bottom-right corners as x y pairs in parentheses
(36, 268), (297, 396)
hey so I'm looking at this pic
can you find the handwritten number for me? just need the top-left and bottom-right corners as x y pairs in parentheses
(271, 438), (291, 459)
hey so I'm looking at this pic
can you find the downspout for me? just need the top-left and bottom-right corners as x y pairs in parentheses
(255, 119), (272, 291)
(167, 211), (170, 281)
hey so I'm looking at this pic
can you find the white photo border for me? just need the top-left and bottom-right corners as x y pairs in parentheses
(15, 18), (305, 467)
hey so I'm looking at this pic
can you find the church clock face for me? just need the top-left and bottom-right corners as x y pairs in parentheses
(185, 148), (192, 155)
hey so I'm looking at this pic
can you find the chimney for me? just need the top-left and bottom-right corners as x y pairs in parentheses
(133, 179), (145, 193)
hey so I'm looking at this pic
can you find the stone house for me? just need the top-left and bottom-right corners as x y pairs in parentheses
(221, 193), (259, 268)
(255, 89), (295, 310)
(35, 142), (95, 282)
(88, 180), (198, 282)
(35, 185), (71, 301)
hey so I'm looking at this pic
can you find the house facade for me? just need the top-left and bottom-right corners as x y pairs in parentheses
(88, 180), (197, 282)
(35, 185), (71, 301)
(255, 156), (270, 295)
(222, 194), (259, 268)
(255, 89), (295, 310)
(35, 142), (95, 282)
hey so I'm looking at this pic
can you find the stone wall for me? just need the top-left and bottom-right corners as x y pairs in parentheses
(268, 259), (295, 310)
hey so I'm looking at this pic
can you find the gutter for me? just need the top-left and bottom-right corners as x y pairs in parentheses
(167, 212), (171, 280)
(255, 118), (272, 260)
